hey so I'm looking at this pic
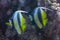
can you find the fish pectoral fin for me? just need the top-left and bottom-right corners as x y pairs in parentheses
(5, 22), (12, 26)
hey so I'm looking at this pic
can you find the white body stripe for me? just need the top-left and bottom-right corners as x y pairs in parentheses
(34, 7), (43, 29)
(11, 10), (27, 34)
(13, 11), (22, 34)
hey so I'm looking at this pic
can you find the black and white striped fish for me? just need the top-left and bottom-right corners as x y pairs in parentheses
(8, 10), (28, 34)
(31, 7), (48, 29)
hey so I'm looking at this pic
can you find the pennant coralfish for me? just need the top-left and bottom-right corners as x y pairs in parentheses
(6, 10), (28, 35)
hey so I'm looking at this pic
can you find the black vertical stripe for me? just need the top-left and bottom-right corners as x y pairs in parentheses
(17, 13), (22, 31)
(33, 8), (43, 29)
(12, 19), (17, 32)
(38, 8), (43, 25)
(11, 18), (15, 30)
(17, 13), (21, 26)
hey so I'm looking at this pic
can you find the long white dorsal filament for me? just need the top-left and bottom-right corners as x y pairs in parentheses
(40, 7), (53, 11)
(16, 10), (28, 13)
